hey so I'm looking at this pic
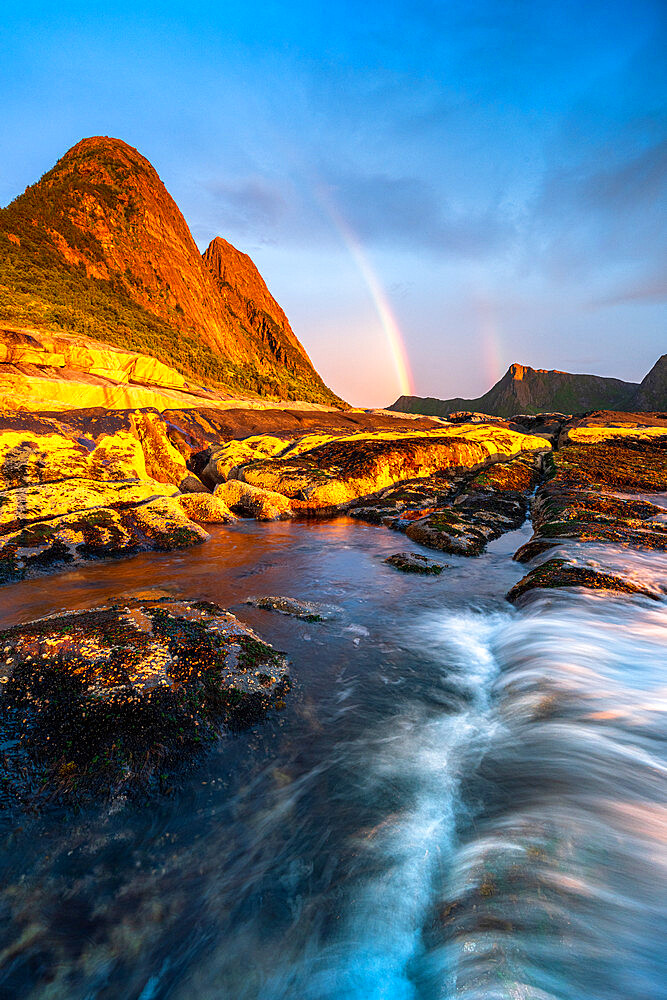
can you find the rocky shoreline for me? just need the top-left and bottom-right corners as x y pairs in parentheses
(0, 404), (665, 813)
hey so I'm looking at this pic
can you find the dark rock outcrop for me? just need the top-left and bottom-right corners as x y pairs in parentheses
(508, 432), (667, 603)
(390, 359), (666, 418)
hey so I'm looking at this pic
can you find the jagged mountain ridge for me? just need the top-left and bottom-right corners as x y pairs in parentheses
(0, 136), (342, 405)
(390, 360), (665, 418)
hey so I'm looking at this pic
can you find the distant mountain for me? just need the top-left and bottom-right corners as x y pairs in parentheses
(389, 361), (665, 418)
(634, 355), (667, 411)
(0, 136), (343, 405)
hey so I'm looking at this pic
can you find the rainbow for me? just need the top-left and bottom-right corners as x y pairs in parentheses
(317, 188), (415, 398)
(475, 296), (504, 389)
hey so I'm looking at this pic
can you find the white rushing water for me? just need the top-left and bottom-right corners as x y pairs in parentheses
(172, 593), (666, 1000)
(1, 520), (665, 999)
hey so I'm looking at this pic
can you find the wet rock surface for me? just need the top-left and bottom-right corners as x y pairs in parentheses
(234, 425), (549, 509)
(509, 432), (667, 602)
(384, 552), (446, 575)
(245, 595), (340, 620)
(507, 559), (661, 604)
(0, 598), (288, 810)
(351, 453), (543, 556)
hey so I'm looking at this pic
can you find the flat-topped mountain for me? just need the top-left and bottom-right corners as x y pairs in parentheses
(0, 136), (342, 405)
(390, 360), (665, 418)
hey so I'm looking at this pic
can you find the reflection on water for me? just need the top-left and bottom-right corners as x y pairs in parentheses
(0, 519), (665, 999)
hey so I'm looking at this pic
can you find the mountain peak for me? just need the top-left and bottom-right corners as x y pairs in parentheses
(0, 137), (343, 405)
(388, 360), (659, 418)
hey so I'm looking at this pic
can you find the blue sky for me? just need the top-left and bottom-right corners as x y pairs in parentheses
(1, 0), (665, 405)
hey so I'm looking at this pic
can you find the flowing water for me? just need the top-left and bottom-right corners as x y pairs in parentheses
(0, 518), (665, 1000)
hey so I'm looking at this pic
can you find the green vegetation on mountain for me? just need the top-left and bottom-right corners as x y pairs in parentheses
(0, 137), (343, 405)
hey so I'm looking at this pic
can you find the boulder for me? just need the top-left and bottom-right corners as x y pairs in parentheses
(245, 595), (339, 620)
(128, 497), (209, 550)
(214, 480), (293, 520)
(0, 598), (289, 809)
(203, 435), (287, 484)
(178, 493), (237, 523)
(178, 474), (210, 494)
(235, 425), (549, 510)
(384, 552), (446, 575)
(0, 507), (138, 583)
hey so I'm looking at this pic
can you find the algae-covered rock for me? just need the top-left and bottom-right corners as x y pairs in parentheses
(406, 511), (490, 556)
(0, 410), (192, 490)
(553, 436), (667, 492)
(350, 452), (540, 556)
(0, 478), (178, 535)
(508, 436), (667, 601)
(384, 552), (446, 575)
(0, 507), (139, 583)
(178, 492), (237, 523)
(245, 595), (340, 620)
(0, 409), (215, 582)
(0, 598), (289, 809)
(513, 442), (667, 565)
(0, 497), (208, 583)
(507, 559), (661, 604)
(214, 480), (293, 520)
